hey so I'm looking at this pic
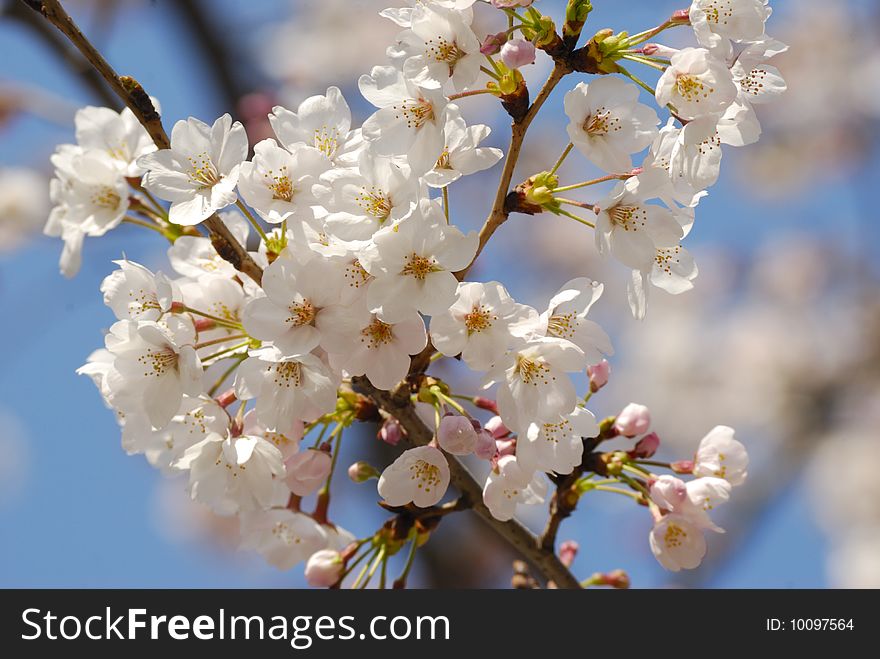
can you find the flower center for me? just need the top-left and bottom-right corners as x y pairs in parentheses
(435, 148), (452, 170)
(313, 125), (340, 158)
(287, 299), (316, 327)
(344, 259), (371, 290)
(547, 312), (577, 340)
(654, 246), (682, 276)
(271, 361), (303, 388)
(272, 521), (302, 546)
(187, 152), (221, 189)
(355, 186), (392, 221)
(663, 521), (688, 549)
(464, 304), (495, 334)
(401, 253), (439, 281)
(409, 459), (441, 493)
(740, 67), (769, 98)
(515, 355), (553, 386)
(264, 167), (294, 202)
(361, 318), (394, 349)
(106, 142), (132, 163)
(702, 1), (732, 25)
(583, 108), (620, 136)
(675, 74), (713, 103)
(92, 185), (121, 209)
(425, 36), (465, 74)
(392, 98), (435, 130)
(137, 348), (178, 378)
(128, 289), (161, 315)
(608, 204), (647, 232)
(542, 419), (572, 444)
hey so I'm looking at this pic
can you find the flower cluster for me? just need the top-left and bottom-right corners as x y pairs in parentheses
(49, 0), (779, 586)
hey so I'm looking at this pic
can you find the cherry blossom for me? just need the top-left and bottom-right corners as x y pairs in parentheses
(422, 107), (503, 189)
(483, 455), (548, 522)
(693, 425), (749, 486)
(101, 259), (174, 321)
(138, 114), (247, 225)
(378, 445), (450, 508)
(564, 77), (660, 173)
(74, 104), (157, 177)
(239, 509), (328, 570)
(536, 278), (614, 364)
(655, 48), (738, 121)
(518, 406), (599, 475)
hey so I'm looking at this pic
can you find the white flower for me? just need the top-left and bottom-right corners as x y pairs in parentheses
(323, 151), (419, 240)
(138, 114), (247, 226)
(392, 2), (482, 91)
(359, 65), (449, 174)
(378, 445), (450, 508)
(168, 211), (250, 279)
(693, 425), (748, 486)
(45, 147), (128, 276)
(305, 549), (344, 587)
(490, 337), (586, 432)
(175, 431), (286, 515)
(269, 86), (363, 167)
(422, 106), (503, 188)
(648, 475), (732, 571)
(564, 77), (659, 173)
(518, 406), (598, 475)
(74, 104), (157, 177)
(655, 48), (737, 121)
(239, 509), (328, 570)
(234, 346), (339, 428)
(483, 455), (547, 522)
(595, 171), (684, 270)
(649, 513), (708, 572)
(100, 259), (174, 321)
(689, 0), (770, 55)
(430, 280), (536, 371)
(627, 242), (699, 320)
(537, 278), (613, 364)
(179, 276), (246, 336)
(321, 305), (427, 390)
(241, 247), (344, 355)
(237, 139), (328, 224)
(104, 316), (203, 428)
(120, 396), (229, 473)
(362, 203), (478, 322)
(722, 38), (788, 146)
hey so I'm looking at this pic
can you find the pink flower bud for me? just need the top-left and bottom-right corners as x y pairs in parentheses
(500, 38), (536, 69)
(587, 359), (611, 392)
(474, 430), (497, 460)
(378, 419), (402, 446)
(559, 540), (579, 567)
(484, 415), (511, 439)
(629, 432), (660, 459)
(650, 474), (687, 510)
(613, 403), (651, 437)
(305, 549), (343, 588)
(671, 459), (694, 474)
(285, 449), (332, 496)
(589, 569), (630, 589)
(473, 397), (498, 414)
(642, 43), (679, 58)
(480, 31), (507, 56)
(347, 461), (379, 483)
(437, 414), (478, 455)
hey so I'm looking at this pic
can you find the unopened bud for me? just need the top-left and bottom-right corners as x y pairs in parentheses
(613, 403), (651, 437)
(671, 459), (694, 474)
(437, 414), (478, 455)
(587, 359), (611, 392)
(629, 432), (660, 459)
(496, 437), (517, 458)
(500, 38), (536, 69)
(378, 418), (402, 446)
(585, 569), (630, 589)
(473, 397), (498, 414)
(559, 540), (579, 567)
(642, 42), (679, 58)
(348, 461), (380, 483)
(285, 449), (332, 496)
(304, 549), (344, 588)
(480, 31), (507, 56)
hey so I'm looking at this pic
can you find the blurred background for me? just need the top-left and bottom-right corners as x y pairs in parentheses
(1, 0), (879, 588)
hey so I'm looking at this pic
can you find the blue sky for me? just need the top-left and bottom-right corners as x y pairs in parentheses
(0, 0), (852, 588)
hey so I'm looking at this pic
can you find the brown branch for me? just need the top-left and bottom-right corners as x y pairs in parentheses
(351, 375), (581, 589)
(23, 0), (264, 285)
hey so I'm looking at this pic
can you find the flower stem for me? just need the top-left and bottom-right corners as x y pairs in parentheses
(200, 341), (250, 364)
(618, 66), (657, 96)
(621, 53), (667, 72)
(550, 143), (574, 176)
(448, 88), (495, 101)
(236, 199), (269, 243)
(442, 186), (450, 224)
(393, 532), (419, 589)
(207, 356), (245, 396)
(181, 305), (243, 330)
(122, 216), (168, 237)
(556, 208), (596, 229)
(553, 172), (631, 193)
(194, 334), (249, 350)
(593, 485), (644, 501)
